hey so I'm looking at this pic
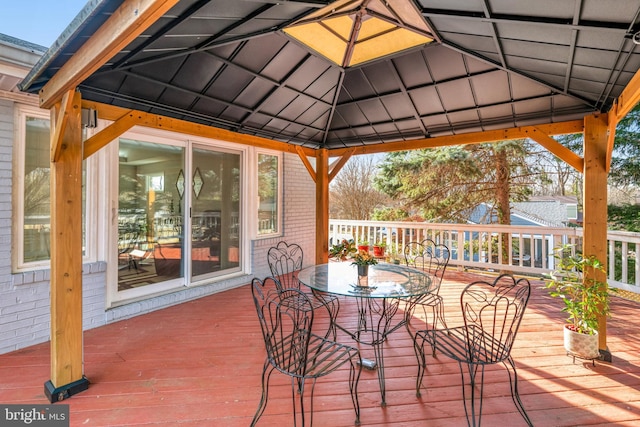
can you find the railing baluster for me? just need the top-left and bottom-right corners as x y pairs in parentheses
(327, 219), (640, 294)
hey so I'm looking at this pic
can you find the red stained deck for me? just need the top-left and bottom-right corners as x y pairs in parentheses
(1, 270), (640, 426)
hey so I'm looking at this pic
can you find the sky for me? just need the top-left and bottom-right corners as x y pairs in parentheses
(0, 0), (88, 47)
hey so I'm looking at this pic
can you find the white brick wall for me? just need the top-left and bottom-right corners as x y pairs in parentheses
(251, 152), (317, 280)
(0, 97), (318, 354)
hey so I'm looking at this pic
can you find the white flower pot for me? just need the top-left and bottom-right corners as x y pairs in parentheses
(563, 325), (600, 360)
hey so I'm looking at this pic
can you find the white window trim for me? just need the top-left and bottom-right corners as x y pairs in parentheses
(106, 127), (250, 306)
(12, 104), (97, 273)
(255, 148), (282, 239)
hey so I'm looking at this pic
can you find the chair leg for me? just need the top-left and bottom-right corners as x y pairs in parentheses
(348, 359), (362, 425)
(505, 356), (533, 426)
(413, 330), (428, 397)
(312, 292), (340, 341)
(428, 298), (449, 357)
(434, 298), (448, 330)
(251, 362), (274, 427)
(458, 361), (484, 427)
(289, 376), (308, 427)
(326, 296), (339, 341)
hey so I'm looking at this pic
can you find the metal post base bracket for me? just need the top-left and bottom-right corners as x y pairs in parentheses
(44, 377), (90, 403)
(358, 358), (377, 370)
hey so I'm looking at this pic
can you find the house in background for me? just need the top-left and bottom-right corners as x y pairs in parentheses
(512, 196), (581, 227)
(466, 196), (581, 267)
(468, 196), (580, 228)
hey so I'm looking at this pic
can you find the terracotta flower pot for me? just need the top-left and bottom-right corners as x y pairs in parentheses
(357, 245), (369, 252)
(372, 245), (385, 257)
(563, 325), (600, 360)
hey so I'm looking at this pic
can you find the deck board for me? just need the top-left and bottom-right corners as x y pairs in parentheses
(1, 270), (640, 426)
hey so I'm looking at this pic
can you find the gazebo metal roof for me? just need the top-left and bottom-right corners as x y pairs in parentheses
(19, 0), (640, 150)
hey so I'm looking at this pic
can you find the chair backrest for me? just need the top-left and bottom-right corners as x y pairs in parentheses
(267, 241), (304, 289)
(251, 277), (313, 377)
(460, 274), (531, 364)
(404, 241), (449, 292)
(422, 238), (451, 289)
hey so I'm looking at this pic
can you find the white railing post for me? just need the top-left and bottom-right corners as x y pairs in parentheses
(327, 219), (640, 294)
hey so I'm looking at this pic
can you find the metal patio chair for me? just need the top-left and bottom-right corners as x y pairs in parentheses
(403, 239), (451, 329)
(415, 274), (532, 426)
(250, 277), (362, 426)
(267, 241), (339, 338)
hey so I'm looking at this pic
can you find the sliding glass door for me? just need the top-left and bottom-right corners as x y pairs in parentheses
(117, 139), (185, 291)
(190, 145), (241, 279)
(115, 137), (242, 295)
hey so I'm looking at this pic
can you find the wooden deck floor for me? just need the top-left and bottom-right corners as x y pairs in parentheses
(2, 270), (640, 426)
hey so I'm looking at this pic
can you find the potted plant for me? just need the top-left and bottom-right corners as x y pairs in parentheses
(357, 240), (370, 252)
(329, 239), (356, 261)
(351, 249), (378, 277)
(545, 244), (617, 361)
(372, 241), (387, 257)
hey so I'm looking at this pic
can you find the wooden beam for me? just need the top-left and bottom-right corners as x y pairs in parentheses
(296, 145), (316, 183)
(328, 120), (584, 156)
(81, 100), (317, 157)
(315, 149), (330, 264)
(612, 68), (640, 122)
(83, 110), (138, 159)
(39, 0), (179, 109)
(582, 113), (609, 356)
(50, 90), (75, 162)
(46, 91), (88, 400)
(523, 126), (584, 172)
(328, 148), (355, 182)
(606, 68), (640, 172)
(605, 114), (617, 173)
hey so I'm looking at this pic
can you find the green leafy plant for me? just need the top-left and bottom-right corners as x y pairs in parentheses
(329, 239), (357, 260)
(351, 249), (378, 266)
(545, 245), (617, 335)
(373, 241), (387, 248)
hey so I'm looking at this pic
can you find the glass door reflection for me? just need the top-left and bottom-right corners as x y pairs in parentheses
(117, 139), (185, 291)
(191, 146), (241, 278)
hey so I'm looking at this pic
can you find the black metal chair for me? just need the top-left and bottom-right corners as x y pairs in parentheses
(402, 240), (451, 362)
(403, 239), (451, 329)
(267, 241), (339, 338)
(250, 277), (362, 426)
(415, 274), (532, 426)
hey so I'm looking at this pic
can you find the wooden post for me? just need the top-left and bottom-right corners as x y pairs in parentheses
(582, 113), (610, 360)
(44, 90), (89, 402)
(316, 149), (330, 264)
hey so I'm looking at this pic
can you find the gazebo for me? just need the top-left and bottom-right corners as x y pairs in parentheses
(17, 0), (640, 402)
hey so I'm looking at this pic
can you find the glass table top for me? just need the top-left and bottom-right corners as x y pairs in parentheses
(298, 262), (433, 298)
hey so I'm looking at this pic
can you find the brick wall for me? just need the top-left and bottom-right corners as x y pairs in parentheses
(251, 151), (316, 280)
(0, 100), (319, 353)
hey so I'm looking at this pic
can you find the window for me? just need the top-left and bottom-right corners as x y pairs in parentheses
(13, 105), (92, 271)
(257, 152), (280, 236)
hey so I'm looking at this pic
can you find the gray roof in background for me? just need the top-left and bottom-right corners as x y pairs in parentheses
(17, 0), (640, 149)
(512, 196), (579, 227)
(468, 198), (578, 227)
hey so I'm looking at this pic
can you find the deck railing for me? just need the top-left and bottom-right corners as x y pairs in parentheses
(329, 219), (640, 294)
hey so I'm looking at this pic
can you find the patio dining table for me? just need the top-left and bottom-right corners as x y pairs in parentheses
(298, 262), (434, 405)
